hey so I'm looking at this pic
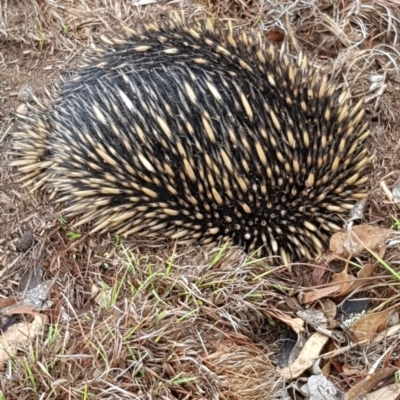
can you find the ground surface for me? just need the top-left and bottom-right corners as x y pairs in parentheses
(1, 1), (400, 399)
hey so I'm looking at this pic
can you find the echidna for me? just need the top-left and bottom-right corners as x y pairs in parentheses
(11, 15), (372, 264)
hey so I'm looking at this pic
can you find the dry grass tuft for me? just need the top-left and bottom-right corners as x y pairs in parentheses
(0, 240), (289, 399)
(1, 0), (400, 399)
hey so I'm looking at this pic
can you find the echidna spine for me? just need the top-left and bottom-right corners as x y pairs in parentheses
(11, 14), (373, 264)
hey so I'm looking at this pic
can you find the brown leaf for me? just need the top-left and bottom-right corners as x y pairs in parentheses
(0, 298), (17, 308)
(6, 305), (35, 316)
(342, 362), (365, 376)
(267, 30), (284, 42)
(349, 308), (395, 342)
(322, 359), (331, 376)
(270, 311), (305, 334)
(321, 299), (337, 324)
(279, 332), (330, 379)
(311, 264), (328, 286)
(300, 268), (353, 304)
(0, 314), (47, 364)
(366, 383), (400, 400)
(300, 283), (343, 304)
(345, 367), (397, 400)
(335, 264), (377, 299)
(329, 225), (395, 257)
(330, 269), (355, 294)
(301, 263), (377, 304)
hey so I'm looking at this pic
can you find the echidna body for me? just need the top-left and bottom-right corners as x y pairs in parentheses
(12, 17), (372, 264)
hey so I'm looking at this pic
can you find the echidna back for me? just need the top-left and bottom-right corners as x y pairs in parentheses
(12, 18), (372, 264)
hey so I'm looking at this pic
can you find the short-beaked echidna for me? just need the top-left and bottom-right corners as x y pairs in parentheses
(11, 16), (372, 264)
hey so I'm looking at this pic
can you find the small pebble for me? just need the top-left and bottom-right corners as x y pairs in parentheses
(15, 231), (35, 252)
(16, 104), (28, 115)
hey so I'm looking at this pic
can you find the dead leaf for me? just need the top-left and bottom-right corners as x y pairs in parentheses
(321, 324), (400, 360)
(300, 284), (343, 304)
(330, 269), (355, 295)
(297, 309), (328, 328)
(300, 269), (353, 304)
(279, 332), (330, 379)
(366, 383), (400, 400)
(342, 363), (365, 376)
(0, 313), (47, 364)
(92, 284), (108, 307)
(5, 305), (35, 316)
(329, 225), (396, 257)
(269, 309), (305, 334)
(322, 359), (331, 376)
(16, 104), (28, 115)
(311, 264), (328, 286)
(336, 264), (377, 300)
(0, 298), (17, 308)
(344, 367), (397, 400)
(321, 299), (337, 326)
(301, 263), (376, 304)
(349, 308), (395, 342)
(357, 263), (377, 279)
(267, 30), (284, 42)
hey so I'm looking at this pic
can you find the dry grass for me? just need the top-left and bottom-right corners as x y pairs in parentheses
(1, 0), (400, 399)
(0, 241), (290, 399)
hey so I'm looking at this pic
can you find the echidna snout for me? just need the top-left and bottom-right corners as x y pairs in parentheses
(11, 16), (372, 264)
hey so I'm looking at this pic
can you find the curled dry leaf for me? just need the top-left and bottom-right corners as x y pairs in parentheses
(296, 309), (329, 329)
(300, 268), (353, 304)
(366, 382), (400, 400)
(5, 305), (35, 316)
(342, 362), (366, 376)
(333, 263), (376, 299)
(300, 262), (377, 304)
(348, 307), (396, 343)
(300, 283), (343, 304)
(344, 367), (397, 400)
(0, 298), (17, 308)
(329, 225), (396, 258)
(330, 268), (355, 295)
(0, 313), (47, 364)
(311, 263), (329, 286)
(91, 284), (108, 307)
(321, 299), (337, 324)
(278, 332), (330, 380)
(269, 310), (305, 334)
